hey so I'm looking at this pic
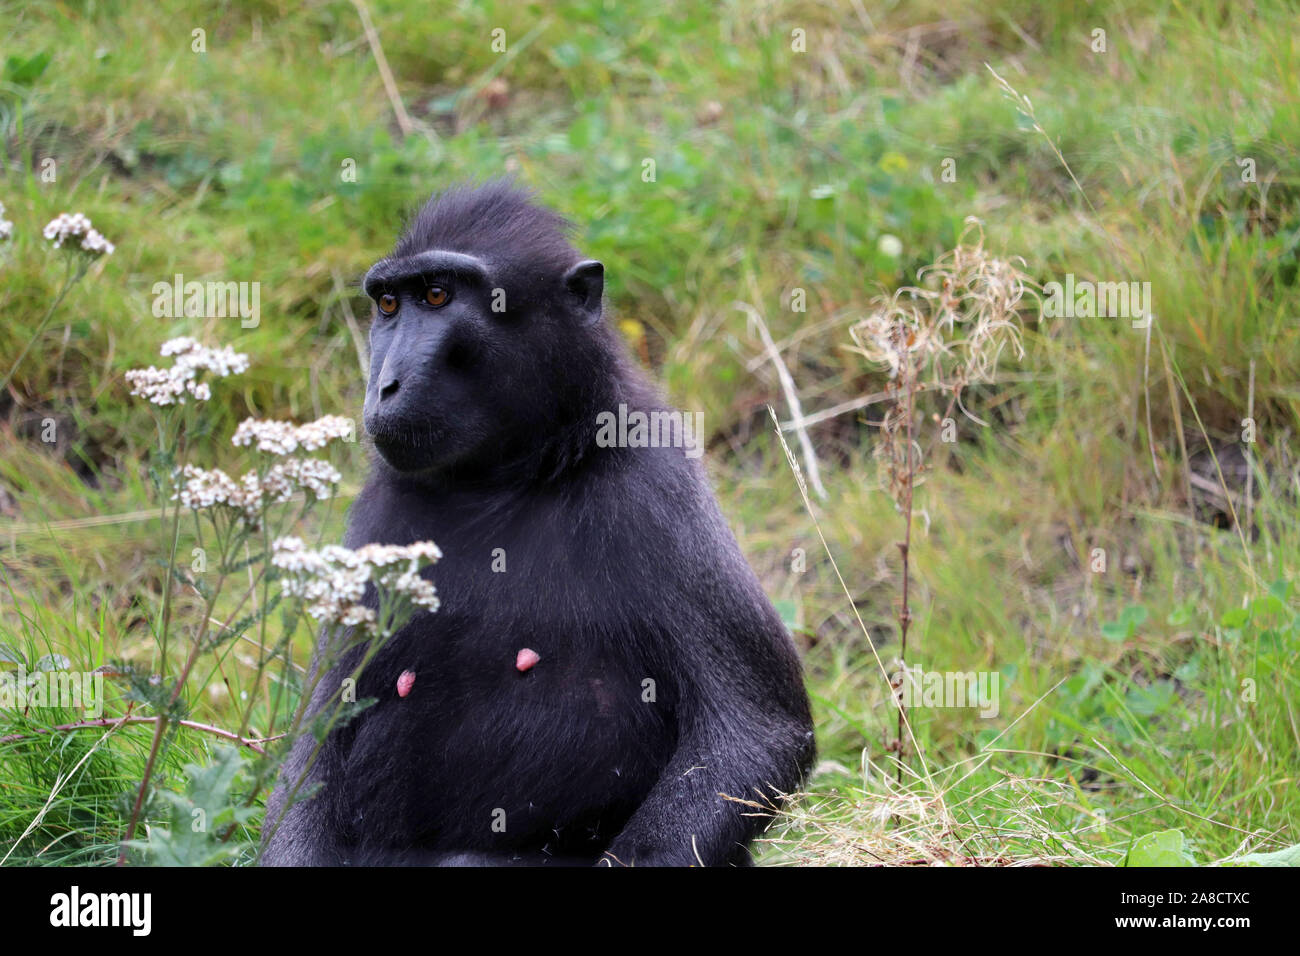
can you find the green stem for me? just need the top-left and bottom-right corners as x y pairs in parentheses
(119, 508), (233, 864)
(1, 256), (85, 394)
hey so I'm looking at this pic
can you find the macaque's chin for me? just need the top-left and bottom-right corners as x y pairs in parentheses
(363, 417), (445, 474)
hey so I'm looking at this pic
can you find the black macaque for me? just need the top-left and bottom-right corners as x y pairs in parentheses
(261, 182), (814, 866)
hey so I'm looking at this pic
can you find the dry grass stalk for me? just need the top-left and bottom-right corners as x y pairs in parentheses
(847, 218), (1034, 780)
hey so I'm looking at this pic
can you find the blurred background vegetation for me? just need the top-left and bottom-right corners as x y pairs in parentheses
(0, 0), (1297, 865)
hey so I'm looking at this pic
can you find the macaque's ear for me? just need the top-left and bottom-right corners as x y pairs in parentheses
(563, 259), (604, 323)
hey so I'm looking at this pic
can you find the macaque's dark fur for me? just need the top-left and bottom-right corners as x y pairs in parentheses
(261, 182), (814, 866)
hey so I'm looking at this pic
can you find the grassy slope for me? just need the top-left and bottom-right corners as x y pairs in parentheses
(0, 0), (1296, 864)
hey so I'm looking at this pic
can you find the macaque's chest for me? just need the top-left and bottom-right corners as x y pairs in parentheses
(340, 566), (675, 849)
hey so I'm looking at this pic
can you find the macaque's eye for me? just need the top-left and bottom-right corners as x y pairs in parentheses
(378, 294), (399, 315)
(425, 286), (450, 307)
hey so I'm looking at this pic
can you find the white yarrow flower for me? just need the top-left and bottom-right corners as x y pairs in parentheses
(127, 338), (248, 406)
(271, 536), (441, 635)
(43, 211), (115, 256)
(233, 415), (354, 456)
(232, 418), (299, 455)
(173, 456), (342, 527)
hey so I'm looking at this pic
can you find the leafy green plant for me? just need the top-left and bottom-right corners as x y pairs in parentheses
(126, 746), (255, 866)
(1101, 604), (1148, 643)
(1125, 829), (1198, 867)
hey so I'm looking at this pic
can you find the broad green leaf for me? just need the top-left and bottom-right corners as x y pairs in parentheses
(1220, 607), (1249, 628)
(772, 598), (800, 632)
(1229, 843), (1300, 867)
(1121, 605), (1149, 628)
(1101, 621), (1130, 642)
(1126, 829), (1197, 867)
(4, 51), (51, 86)
(1251, 594), (1285, 617)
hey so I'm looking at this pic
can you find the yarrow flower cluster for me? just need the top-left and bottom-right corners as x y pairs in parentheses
(232, 415), (353, 455)
(42, 211), (115, 256)
(174, 458), (343, 525)
(0, 201), (12, 242)
(270, 457), (344, 500)
(271, 536), (441, 634)
(126, 337), (250, 406)
(174, 465), (243, 512)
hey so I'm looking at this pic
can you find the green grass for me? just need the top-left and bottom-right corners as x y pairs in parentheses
(1, 0), (1297, 865)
